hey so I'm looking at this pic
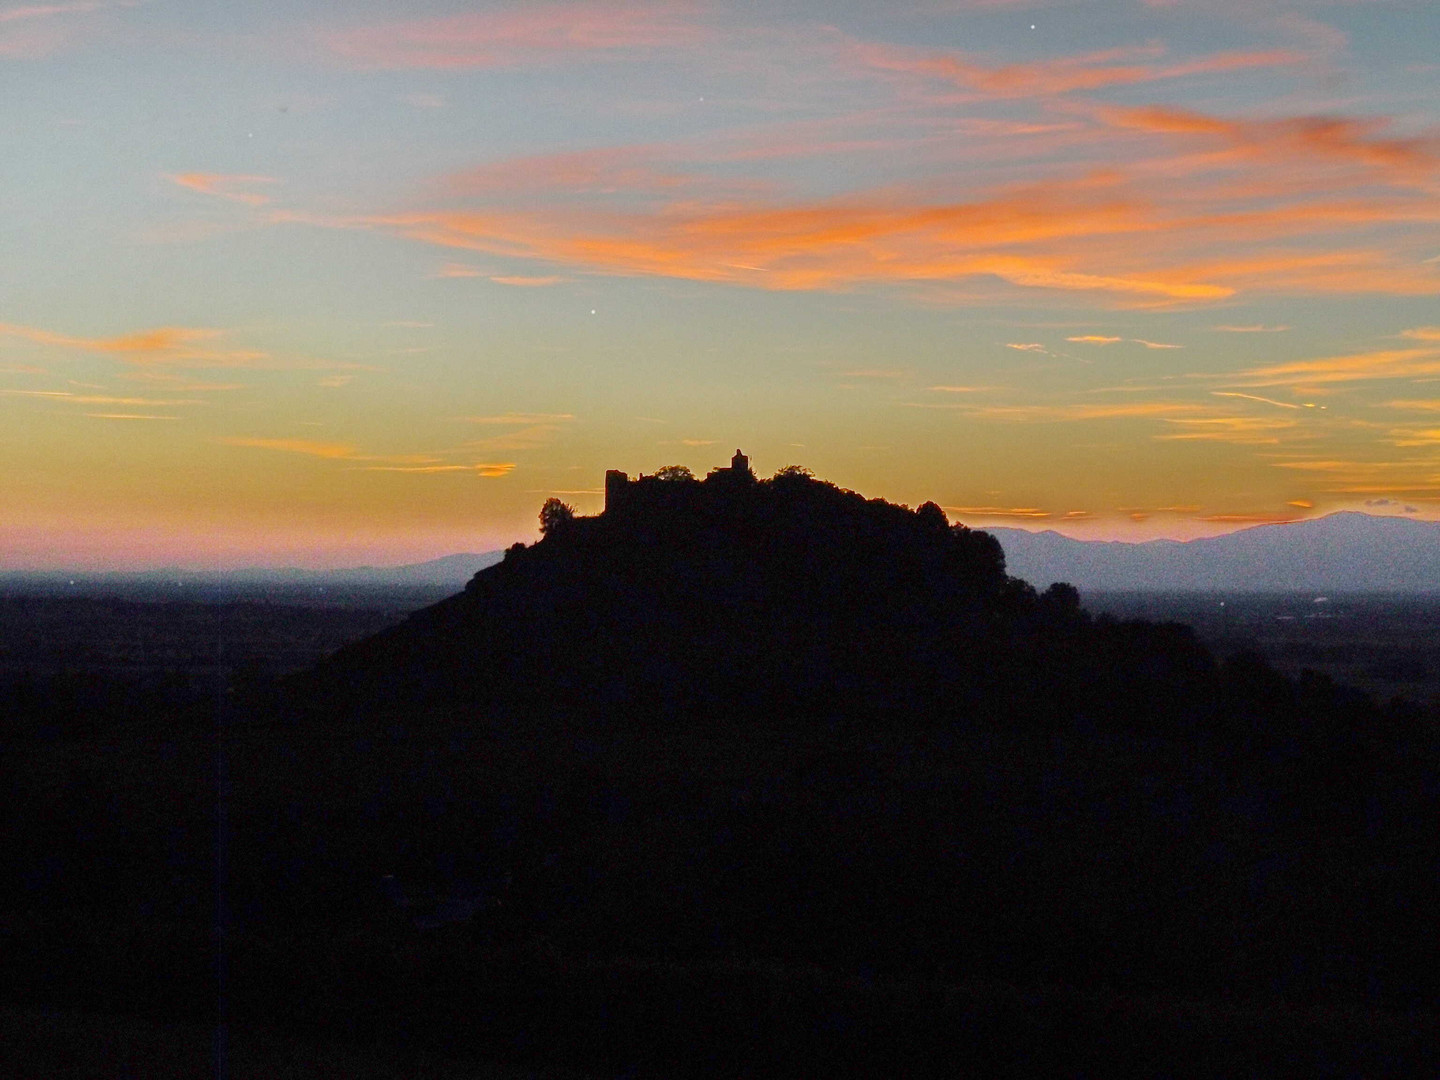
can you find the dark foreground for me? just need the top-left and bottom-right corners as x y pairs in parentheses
(4, 702), (1439, 1077)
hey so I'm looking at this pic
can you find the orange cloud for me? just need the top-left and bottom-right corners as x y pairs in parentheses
(278, 99), (1440, 307)
(168, 173), (278, 206)
(943, 506), (1051, 518)
(434, 262), (482, 278)
(1211, 391), (1304, 409)
(490, 275), (565, 286)
(972, 402), (1204, 421)
(1095, 105), (1440, 185)
(466, 426), (565, 452)
(1241, 347), (1440, 386)
(221, 437), (359, 459)
(1156, 415), (1299, 444)
(0, 389), (199, 406)
(324, 3), (709, 70)
(346, 186), (1240, 302)
(0, 321), (372, 369)
(465, 412), (575, 424)
(83, 413), (179, 420)
(858, 41), (1304, 99)
(362, 463), (515, 476)
(0, 322), (220, 354)
(1067, 335), (1122, 343)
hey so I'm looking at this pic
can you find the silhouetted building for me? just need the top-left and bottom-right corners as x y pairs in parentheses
(605, 469), (629, 513)
(605, 450), (754, 514)
(706, 449), (755, 485)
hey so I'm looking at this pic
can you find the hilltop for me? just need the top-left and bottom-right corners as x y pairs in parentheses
(302, 456), (1386, 736)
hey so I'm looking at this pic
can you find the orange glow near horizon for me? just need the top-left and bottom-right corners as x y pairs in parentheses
(2, 0), (1438, 567)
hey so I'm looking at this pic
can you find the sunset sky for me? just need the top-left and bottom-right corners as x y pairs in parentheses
(3, 0), (1438, 568)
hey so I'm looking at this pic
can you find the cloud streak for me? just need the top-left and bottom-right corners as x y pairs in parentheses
(167, 173), (278, 206)
(323, 2), (709, 70)
(856, 41), (1306, 99)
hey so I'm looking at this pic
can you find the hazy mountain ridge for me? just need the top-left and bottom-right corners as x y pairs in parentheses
(988, 512), (1440, 592)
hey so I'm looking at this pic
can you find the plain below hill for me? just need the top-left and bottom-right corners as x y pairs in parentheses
(988, 512), (1440, 593)
(0, 551), (506, 600)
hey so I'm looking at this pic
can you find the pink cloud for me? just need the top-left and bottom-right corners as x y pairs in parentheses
(324, 2), (710, 70)
(0, 0), (137, 58)
(167, 173), (278, 206)
(855, 40), (1306, 99)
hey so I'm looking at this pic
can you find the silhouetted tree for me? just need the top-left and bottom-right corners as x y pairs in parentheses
(539, 497), (575, 536)
(771, 465), (813, 481)
(1040, 581), (1081, 616)
(916, 501), (948, 532)
(654, 465), (697, 482)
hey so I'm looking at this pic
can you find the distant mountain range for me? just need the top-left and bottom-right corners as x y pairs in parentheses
(0, 551), (505, 590)
(986, 512), (1440, 593)
(8, 512), (1438, 596)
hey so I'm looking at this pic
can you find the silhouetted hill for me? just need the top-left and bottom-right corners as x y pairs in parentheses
(990, 512), (1440, 592)
(301, 466), (1395, 737)
(10, 461), (1440, 1077)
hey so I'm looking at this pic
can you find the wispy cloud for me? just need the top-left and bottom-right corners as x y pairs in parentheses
(0, 320), (365, 370)
(221, 437), (359, 459)
(1156, 415), (1299, 444)
(84, 412), (178, 420)
(1240, 346), (1440, 386)
(0, 1), (135, 23)
(433, 262), (482, 278)
(0, 388), (199, 406)
(220, 436), (518, 475)
(971, 402), (1205, 421)
(1, 321), (224, 355)
(490, 275), (564, 286)
(1094, 104), (1440, 187)
(0, 0), (137, 57)
(167, 173), (278, 206)
(1133, 339), (1182, 349)
(856, 41), (1304, 99)
(1214, 324), (1290, 333)
(465, 412), (575, 424)
(466, 426), (565, 452)
(323, 3), (710, 71)
(943, 505), (1051, 518)
(1211, 391), (1305, 409)
(1067, 335), (1122, 344)
(362, 463), (515, 476)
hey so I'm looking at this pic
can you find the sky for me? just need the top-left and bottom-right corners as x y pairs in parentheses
(2, 0), (1438, 569)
